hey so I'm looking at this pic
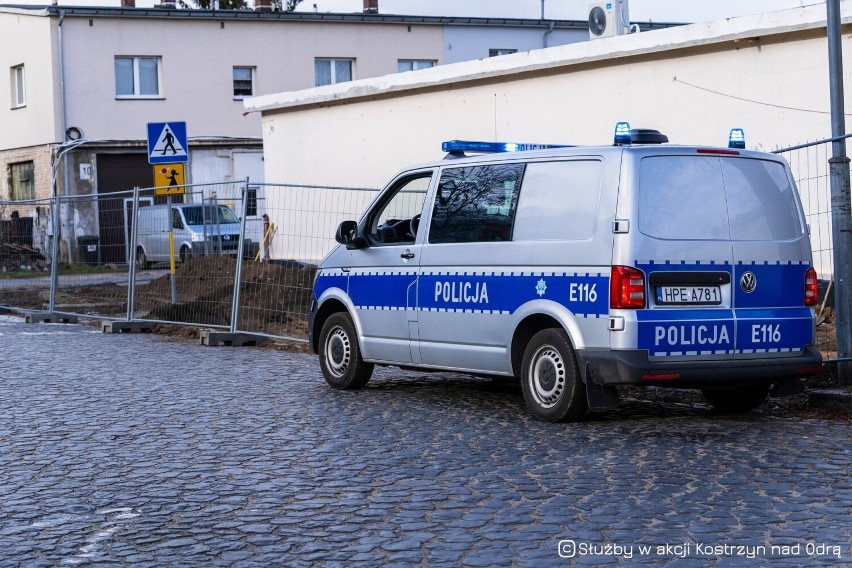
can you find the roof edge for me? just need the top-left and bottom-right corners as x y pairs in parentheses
(244, 4), (844, 115)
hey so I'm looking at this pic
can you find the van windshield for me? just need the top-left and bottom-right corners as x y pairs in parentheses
(638, 156), (803, 241)
(182, 205), (240, 226)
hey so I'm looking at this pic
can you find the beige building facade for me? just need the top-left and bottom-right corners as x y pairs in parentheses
(1, 3), (610, 262)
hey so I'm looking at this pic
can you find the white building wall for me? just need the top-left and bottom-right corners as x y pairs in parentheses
(0, 10), (61, 150)
(250, 5), (852, 268)
(443, 26), (586, 62)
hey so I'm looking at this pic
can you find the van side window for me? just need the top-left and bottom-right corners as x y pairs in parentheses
(368, 173), (432, 245)
(429, 163), (525, 244)
(513, 160), (603, 241)
(172, 209), (184, 230)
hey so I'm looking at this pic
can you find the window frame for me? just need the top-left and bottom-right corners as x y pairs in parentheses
(397, 59), (436, 73)
(9, 161), (35, 201)
(233, 66), (255, 99)
(364, 172), (433, 246)
(488, 48), (518, 57)
(314, 58), (354, 87)
(114, 56), (163, 99)
(245, 185), (259, 217)
(11, 64), (25, 108)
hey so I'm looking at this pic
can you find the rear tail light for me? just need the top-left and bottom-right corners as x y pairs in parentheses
(610, 266), (646, 309)
(804, 267), (818, 307)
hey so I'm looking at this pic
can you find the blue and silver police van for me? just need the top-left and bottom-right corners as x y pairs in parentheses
(308, 124), (822, 422)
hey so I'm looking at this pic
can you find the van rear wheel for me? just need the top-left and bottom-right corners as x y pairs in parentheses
(702, 384), (770, 414)
(318, 312), (373, 389)
(520, 328), (587, 422)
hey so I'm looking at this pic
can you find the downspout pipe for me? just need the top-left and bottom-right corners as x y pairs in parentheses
(58, 9), (74, 261)
(543, 21), (555, 49)
(58, 9), (67, 138)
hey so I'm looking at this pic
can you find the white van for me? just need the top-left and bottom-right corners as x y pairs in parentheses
(135, 203), (244, 268)
(308, 125), (822, 422)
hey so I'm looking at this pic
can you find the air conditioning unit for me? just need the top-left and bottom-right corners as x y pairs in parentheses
(588, 0), (629, 40)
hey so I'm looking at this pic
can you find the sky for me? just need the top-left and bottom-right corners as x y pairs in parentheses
(6, 0), (819, 23)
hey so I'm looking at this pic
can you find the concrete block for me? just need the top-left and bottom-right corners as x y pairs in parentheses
(25, 312), (78, 324)
(101, 320), (155, 333)
(200, 330), (267, 347)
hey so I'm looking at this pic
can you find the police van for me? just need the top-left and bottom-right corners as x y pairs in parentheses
(308, 124), (822, 422)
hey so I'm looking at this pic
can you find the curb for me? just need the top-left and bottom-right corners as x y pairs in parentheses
(808, 389), (852, 414)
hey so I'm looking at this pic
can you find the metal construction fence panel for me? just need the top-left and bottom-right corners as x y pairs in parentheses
(0, 160), (840, 357)
(0, 197), (55, 312)
(776, 139), (839, 357)
(130, 182), (248, 329)
(233, 183), (379, 341)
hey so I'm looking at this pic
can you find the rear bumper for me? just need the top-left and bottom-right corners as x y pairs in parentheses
(578, 346), (823, 388)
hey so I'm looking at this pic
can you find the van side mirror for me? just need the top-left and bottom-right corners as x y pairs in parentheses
(335, 220), (367, 249)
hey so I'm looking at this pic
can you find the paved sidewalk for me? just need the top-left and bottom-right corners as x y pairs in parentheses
(0, 316), (850, 566)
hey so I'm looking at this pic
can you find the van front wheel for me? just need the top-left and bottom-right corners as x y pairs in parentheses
(318, 312), (373, 389)
(520, 328), (587, 422)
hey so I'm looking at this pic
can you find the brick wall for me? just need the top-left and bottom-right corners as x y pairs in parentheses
(0, 144), (53, 203)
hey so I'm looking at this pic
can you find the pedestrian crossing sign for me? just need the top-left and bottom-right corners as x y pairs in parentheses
(147, 121), (188, 164)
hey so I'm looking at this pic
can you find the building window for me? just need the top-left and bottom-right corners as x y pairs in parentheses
(10, 64), (25, 108)
(397, 60), (435, 73)
(233, 66), (254, 98)
(489, 49), (518, 57)
(246, 186), (258, 217)
(314, 59), (353, 86)
(9, 161), (35, 201)
(115, 56), (161, 97)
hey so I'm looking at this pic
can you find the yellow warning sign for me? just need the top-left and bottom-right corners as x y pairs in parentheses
(153, 163), (186, 195)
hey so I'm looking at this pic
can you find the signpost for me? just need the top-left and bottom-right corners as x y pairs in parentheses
(147, 121), (189, 305)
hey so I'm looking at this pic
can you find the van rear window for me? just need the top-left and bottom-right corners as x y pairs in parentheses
(638, 156), (803, 241)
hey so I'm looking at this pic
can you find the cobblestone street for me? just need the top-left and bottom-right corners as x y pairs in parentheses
(0, 315), (850, 566)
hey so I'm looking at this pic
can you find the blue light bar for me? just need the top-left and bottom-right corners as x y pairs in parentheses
(728, 128), (746, 149)
(613, 121), (631, 145)
(442, 140), (568, 154)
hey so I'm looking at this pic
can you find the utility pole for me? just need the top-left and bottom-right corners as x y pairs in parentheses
(826, 0), (851, 386)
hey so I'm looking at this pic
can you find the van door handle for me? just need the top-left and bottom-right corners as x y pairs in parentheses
(400, 251), (415, 259)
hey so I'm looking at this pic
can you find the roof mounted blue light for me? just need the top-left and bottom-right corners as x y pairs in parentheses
(728, 128), (746, 149)
(441, 140), (569, 154)
(613, 121), (631, 146)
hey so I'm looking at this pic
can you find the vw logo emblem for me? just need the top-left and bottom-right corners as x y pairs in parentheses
(223, 234), (230, 241)
(740, 271), (757, 293)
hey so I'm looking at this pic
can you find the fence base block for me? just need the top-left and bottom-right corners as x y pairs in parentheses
(200, 330), (267, 347)
(25, 312), (78, 324)
(101, 321), (156, 334)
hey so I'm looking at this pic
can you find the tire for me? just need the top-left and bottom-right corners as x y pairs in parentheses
(180, 245), (192, 264)
(520, 328), (588, 422)
(135, 247), (149, 270)
(702, 384), (770, 414)
(318, 312), (373, 389)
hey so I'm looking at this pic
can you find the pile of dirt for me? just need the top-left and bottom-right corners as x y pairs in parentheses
(0, 255), (316, 342)
(138, 256), (316, 339)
